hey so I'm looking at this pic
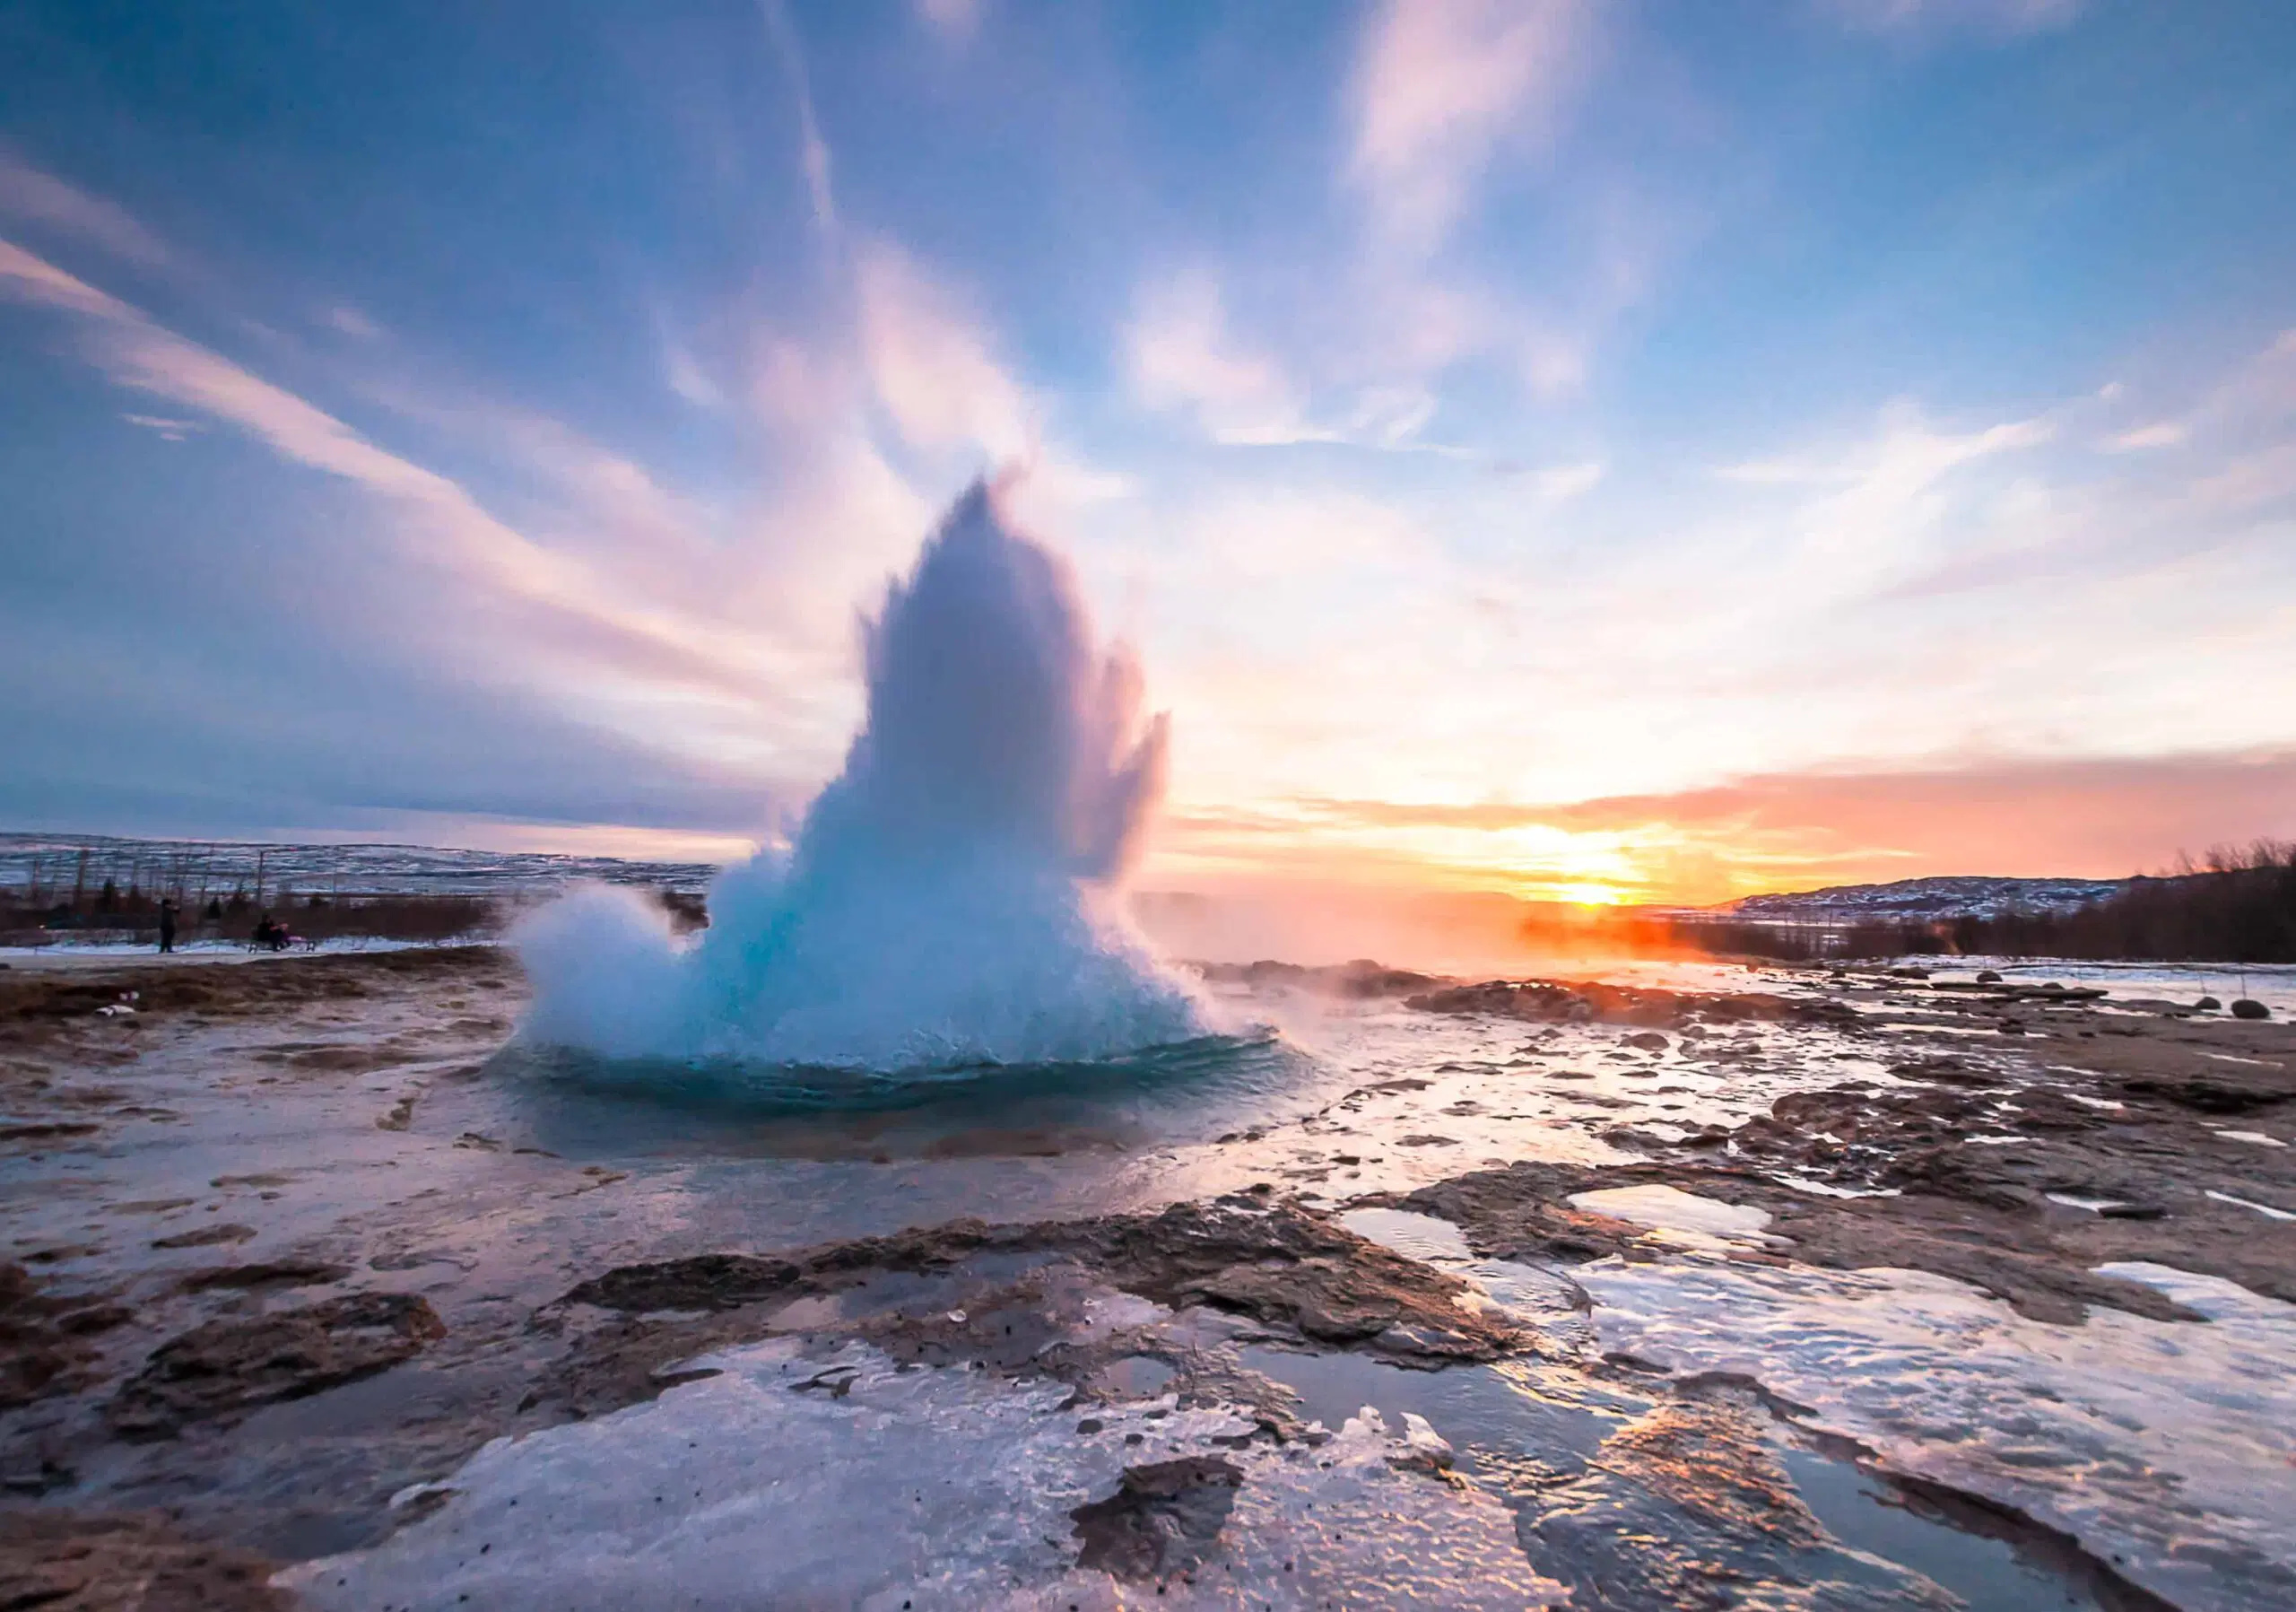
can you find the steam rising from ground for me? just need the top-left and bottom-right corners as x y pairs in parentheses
(515, 480), (1206, 1073)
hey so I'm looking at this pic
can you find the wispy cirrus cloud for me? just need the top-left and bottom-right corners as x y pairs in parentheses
(120, 413), (201, 441)
(0, 237), (135, 318)
(1718, 407), (2053, 489)
(1533, 459), (1605, 502)
(915, 0), (982, 43)
(1125, 267), (1318, 446)
(0, 233), (778, 711)
(326, 304), (383, 341)
(2105, 421), (2187, 452)
(1822, 0), (2082, 40)
(1348, 0), (1596, 257)
(759, 0), (838, 247)
(855, 240), (1034, 460)
(0, 150), (170, 266)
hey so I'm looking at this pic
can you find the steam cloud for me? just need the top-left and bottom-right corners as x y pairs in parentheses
(514, 478), (1206, 1072)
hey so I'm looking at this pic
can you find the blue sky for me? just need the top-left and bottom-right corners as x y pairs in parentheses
(4, 0), (2293, 901)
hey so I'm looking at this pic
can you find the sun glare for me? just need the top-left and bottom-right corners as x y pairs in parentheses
(1550, 881), (1626, 907)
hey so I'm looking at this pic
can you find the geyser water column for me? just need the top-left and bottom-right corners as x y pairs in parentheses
(515, 479), (1208, 1074)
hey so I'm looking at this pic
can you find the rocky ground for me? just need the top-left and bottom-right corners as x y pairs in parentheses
(0, 947), (2290, 1608)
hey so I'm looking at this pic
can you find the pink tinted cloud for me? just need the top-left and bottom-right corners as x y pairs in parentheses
(0, 152), (170, 266)
(1, 232), (777, 708)
(854, 241), (1032, 457)
(1299, 749), (2296, 890)
(1350, 0), (1594, 253)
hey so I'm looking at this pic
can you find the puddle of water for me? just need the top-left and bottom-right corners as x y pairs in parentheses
(1238, 1345), (1630, 1478)
(1781, 1449), (2109, 1612)
(1338, 1206), (1474, 1263)
(1239, 1344), (2116, 1612)
(1089, 1354), (1178, 1399)
(1565, 1183), (1773, 1242)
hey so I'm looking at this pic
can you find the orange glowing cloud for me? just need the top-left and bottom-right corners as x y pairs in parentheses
(1146, 748), (2296, 907)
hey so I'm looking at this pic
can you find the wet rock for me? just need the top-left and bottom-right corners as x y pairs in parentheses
(1976, 970), (2003, 983)
(1193, 958), (1447, 998)
(0, 945), (512, 1026)
(1523, 1392), (1959, 1610)
(542, 1200), (1521, 1429)
(1069, 1455), (1243, 1581)
(109, 1292), (446, 1440)
(1060, 1201), (1521, 1364)
(2116, 1071), (2291, 1115)
(152, 1224), (257, 1250)
(1405, 978), (1863, 1033)
(574, 1201), (1521, 1363)
(561, 1252), (804, 1313)
(0, 1263), (130, 1409)
(178, 1260), (352, 1293)
(0, 1119), (100, 1142)
(0, 1509), (291, 1610)
(2196, 996), (2222, 1011)
(1381, 1153), (2221, 1325)
(2232, 998), (2272, 1020)
(1376, 1165), (1647, 1266)
(1888, 1056), (2005, 1091)
(1624, 1032), (1669, 1052)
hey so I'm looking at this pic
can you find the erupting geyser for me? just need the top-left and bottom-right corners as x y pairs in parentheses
(514, 478), (1207, 1073)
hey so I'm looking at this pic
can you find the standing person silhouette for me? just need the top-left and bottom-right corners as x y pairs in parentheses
(158, 898), (178, 954)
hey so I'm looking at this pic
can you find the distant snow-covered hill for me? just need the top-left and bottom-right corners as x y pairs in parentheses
(0, 832), (725, 898)
(1724, 875), (2126, 923)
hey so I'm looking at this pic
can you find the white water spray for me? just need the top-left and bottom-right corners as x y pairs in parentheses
(515, 479), (1207, 1072)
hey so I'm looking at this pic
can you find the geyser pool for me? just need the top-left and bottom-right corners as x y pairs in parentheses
(514, 478), (1209, 1077)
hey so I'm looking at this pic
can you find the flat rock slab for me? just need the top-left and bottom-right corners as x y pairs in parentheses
(109, 1291), (446, 1440)
(0, 1508), (290, 1610)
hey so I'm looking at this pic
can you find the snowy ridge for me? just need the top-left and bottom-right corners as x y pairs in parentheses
(0, 832), (721, 898)
(1724, 875), (2126, 923)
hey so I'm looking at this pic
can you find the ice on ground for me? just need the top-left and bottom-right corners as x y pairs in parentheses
(1338, 1206), (1474, 1263)
(1568, 1183), (1776, 1244)
(1577, 1255), (2296, 1612)
(2045, 1192), (2131, 1213)
(283, 1338), (1563, 1610)
(2205, 1188), (2295, 1221)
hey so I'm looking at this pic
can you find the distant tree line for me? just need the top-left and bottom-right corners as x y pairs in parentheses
(0, 881), (498, 946)
(1670, 841), (2296, 965)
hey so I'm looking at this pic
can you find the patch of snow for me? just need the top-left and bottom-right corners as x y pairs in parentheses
(1771, 1175), (1901, 1199)
(2205, 1189), (2295, 1222)
(1568, 1184), (1774, 1245)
